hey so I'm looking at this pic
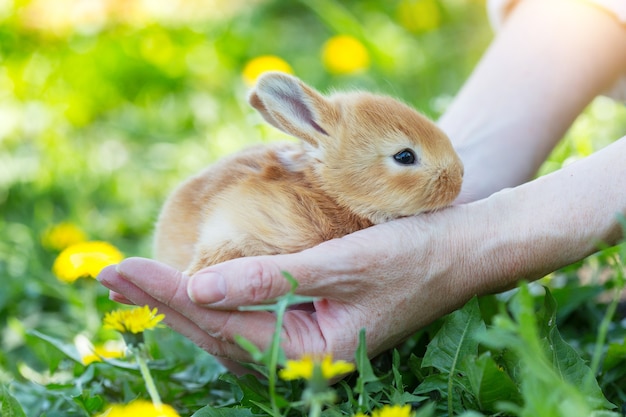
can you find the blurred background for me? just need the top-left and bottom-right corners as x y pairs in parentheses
(1, 0), (626, 412)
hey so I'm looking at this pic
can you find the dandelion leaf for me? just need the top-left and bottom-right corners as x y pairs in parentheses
(26, 329), (83, 366)
(219, 373), (274, 409)
(355, 328), (382, 386)
(548, 326), (615, 410)
(464, 352), (521, 413)
(603, 339), (626, 371)
(479, 284), (616, 416)
(0, 384), (27, 417)
(191, 405), (255, 417)
(541, 289), (614, 410)
(422, 297), (485, 374)
(413, 402), (436, 417)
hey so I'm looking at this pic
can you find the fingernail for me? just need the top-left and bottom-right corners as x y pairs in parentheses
(96, 264), (117, 283)
(188, 271), (226, 305)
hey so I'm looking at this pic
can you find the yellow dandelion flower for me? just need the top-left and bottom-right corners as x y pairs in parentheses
(319, 354), (356, 379)
(81, 343), (126, 365)
(396, 0), (442, 34)
(242, 55), (294, 86)
(97, 399), (180, 417)
(322, 35), (370, 75)
(371, 405), (414, 417)
(103, 305), (165, 335)
(41, 222), (87, 251)
(279, 354), (355, 381)
(279, 355), (315, 380)
(53, 241), (123, 283)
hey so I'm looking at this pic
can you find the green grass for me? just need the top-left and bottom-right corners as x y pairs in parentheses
(2, 1), (626, 416)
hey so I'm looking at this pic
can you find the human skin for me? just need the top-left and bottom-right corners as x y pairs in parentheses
(98, 0), (626, 363)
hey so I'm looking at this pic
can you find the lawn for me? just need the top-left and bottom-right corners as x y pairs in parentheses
(2, 1), (626, 416)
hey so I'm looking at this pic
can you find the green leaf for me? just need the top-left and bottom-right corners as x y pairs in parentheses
(0, 384), (27, 417)
(354, 328), (384, 411)
(413, 402), (436, 417)
(237, 271), (316, 313)
(547, 326), (614, 410)
(220, 373), (268, 407)
(550, 284), (604, 321)
(415, 374), (466, 416)
(26, 329), (83, 364)
(72, 392), (104, 414)
(464, 352), (521, 412)
(408, 354), (425, 381)
(539, 288), (614, 410)
(421, 297), (485, 416)
(234, 335), (266, 364)
(414, 373), (448, 396)
(191, 405), (256, 417)
(457, 412), (487, 417)
(603, 339), (626, 371)
(391, 349), (403, 390)
(478, 284), (615, 416)
(388, 390), (429, 405)
(281, 271), (299, 291)
(237, 293), (318, 312)
(422, 297), (485, 374)
(355, 328), (380, 386)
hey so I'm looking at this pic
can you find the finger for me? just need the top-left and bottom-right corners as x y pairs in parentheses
(102, 260), (357, 360)
(107, 258), (287, 357)
(98, 263), (251, 361)
(187, 256), (293, 307)
(186, 234), (374, 309)
(109, 290), (134, 305)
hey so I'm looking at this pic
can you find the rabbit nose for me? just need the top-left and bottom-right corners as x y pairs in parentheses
(439, 163), (463, 182)
(437, 163), (463, 193)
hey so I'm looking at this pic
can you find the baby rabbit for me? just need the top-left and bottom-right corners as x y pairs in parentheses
(154, 72), (463, 275)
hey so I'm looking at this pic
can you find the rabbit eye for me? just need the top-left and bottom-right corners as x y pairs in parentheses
(393, 149), (417, 165)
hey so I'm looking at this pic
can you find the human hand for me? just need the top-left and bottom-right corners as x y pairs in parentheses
(98, 209), (476, 363)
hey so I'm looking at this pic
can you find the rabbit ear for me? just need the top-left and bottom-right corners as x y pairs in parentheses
(248, 72), (333, 146)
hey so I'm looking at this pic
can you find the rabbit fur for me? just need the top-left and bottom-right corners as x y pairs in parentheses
(154, 72), (463, 275)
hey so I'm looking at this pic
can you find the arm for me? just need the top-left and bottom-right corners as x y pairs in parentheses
(450, 137), (626, 299)
(441, 0), (626, 202)
(98, 0), (626, 362)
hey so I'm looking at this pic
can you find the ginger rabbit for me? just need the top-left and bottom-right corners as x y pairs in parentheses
(154, 72), (463, 275)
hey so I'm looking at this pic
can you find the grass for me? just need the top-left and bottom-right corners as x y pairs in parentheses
(2, 0), (626, 416)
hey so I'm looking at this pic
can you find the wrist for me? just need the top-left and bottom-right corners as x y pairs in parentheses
(453, 144), (626, 297)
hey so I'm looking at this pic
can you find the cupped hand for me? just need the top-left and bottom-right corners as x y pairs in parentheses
(97, 207), (476, 363)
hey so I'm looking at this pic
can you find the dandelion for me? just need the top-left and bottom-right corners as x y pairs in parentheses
(396, 0), (442, 34)
(103, 305), (165, 335)
(41, 222), (87, 251)
(103, 306), (166, 409)
(371, 405), (414, 417)
(53, 241), (123, 283)
(97, 399), (180, 417)
(321, 35), (370, 75)
(242, 55), (294, 86)
(76, 336), (126, 365)
(279, 353), (355, 381)
(280, 354), (354, 417)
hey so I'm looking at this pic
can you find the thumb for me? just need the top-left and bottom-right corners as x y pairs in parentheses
(186, 230), (376, 309)
(186, 254), (311, 308)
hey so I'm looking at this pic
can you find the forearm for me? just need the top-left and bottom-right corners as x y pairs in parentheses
(447, 137), (626, 297)
(438, 0), (626, 202)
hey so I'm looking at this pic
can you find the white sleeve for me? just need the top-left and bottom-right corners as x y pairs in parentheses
(487, 0), (626, 101)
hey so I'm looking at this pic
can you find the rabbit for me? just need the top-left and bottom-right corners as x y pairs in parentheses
(154, 72), (463, 276)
